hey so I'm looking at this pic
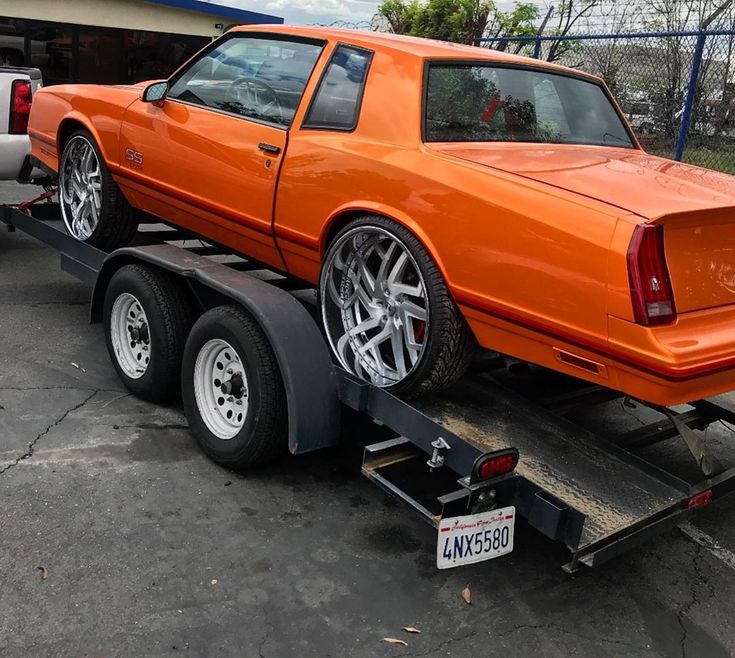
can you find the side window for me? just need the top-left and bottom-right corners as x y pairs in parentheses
(303, 45), (372, 130)
(168, 36), (323, 127)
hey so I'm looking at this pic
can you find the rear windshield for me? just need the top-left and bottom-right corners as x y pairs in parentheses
(425, 63), (634, 147)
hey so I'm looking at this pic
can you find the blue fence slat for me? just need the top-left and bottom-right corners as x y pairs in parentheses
(480, 28), (735, 43)
(675, 32), (707, 161)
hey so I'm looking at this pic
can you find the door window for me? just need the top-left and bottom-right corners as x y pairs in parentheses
(168, 36), (323, 127)
(303, 45), (372, 130)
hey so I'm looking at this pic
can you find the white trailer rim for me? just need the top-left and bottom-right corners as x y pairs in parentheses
(110, 292), (150, 380)
(193, 338), (248, 440)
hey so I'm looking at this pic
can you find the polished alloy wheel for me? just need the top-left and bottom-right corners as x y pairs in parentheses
(60, 135), (102, 240)
(193, 338), (249, 440)
(110, 293), (151, 380)
(321, 227), (429, 387)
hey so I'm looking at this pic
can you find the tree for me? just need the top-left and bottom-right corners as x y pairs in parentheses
(377, 0), (538, 46)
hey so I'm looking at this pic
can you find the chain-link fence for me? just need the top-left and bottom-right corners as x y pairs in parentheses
(478, 30), (735, 174)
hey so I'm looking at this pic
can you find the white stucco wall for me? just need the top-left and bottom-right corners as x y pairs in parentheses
(2, 0), (230, 37)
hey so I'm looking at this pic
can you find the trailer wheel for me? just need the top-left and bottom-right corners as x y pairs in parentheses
(181, 305), (287, 469)
(104, 264), (194, 402)
(59, 130), (138, 251)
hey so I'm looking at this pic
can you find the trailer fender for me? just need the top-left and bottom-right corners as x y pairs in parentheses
(91, 244), (340, 455)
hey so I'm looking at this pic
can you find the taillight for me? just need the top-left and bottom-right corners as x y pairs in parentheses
(472, 448), (519, 482)
(688, 489), (712, 508)
(627, 224), (676, 326)
(9, 79), (32, 135)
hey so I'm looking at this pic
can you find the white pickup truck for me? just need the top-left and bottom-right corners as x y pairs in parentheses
(0, 66), (44, 181)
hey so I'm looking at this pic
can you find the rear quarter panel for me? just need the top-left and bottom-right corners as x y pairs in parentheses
(29, 84), (139, 171)
(276, 49), (622, 351)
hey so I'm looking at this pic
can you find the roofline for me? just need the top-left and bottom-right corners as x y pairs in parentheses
(230, 25), (604, 83)
(142, 0), (284, 24)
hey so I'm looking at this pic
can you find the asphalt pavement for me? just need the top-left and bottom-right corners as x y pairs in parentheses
(1, 181), (735, 657)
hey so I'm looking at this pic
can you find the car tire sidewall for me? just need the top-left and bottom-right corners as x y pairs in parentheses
(181, 310), (282, 466)
(60, 130), (109, 243)
(320, 217), (449, 397)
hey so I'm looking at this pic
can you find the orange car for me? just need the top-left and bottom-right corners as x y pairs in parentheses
(27, 25), (735, 405)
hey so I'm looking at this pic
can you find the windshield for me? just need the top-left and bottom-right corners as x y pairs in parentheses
(425, 64), (634, 148)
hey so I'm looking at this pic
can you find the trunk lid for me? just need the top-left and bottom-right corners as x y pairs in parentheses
(432, 143), (735, 313)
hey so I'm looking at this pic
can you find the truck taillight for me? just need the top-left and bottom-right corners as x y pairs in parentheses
(627, 224), (676, 326)
(10, 79), (32, 135)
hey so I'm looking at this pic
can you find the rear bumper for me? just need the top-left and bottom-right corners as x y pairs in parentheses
(608, 306), (735, 405)
(462, 302), (735, 406)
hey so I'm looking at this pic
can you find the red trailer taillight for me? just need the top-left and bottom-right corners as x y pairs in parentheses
(473, 448), (519, 481)
(627, 224), (676, 326)
(9, 79), (32, 135)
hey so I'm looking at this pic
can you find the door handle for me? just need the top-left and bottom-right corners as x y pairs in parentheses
(258, 142), (281, 155)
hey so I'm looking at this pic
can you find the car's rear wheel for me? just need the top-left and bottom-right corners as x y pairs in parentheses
(59, 130), (137, 251)
(320, 215), (475, 399)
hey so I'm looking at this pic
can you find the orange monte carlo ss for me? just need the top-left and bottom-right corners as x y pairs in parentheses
(27, 25), (735, 406)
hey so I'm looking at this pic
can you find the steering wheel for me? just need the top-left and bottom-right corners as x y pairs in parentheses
(224, 77), (284, 124)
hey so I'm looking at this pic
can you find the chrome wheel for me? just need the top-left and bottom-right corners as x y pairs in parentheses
(321, 226), (429, 388)
(60, 135), (102, 241)
(110, 293), (150, 380)
(193, 339), (248, 440)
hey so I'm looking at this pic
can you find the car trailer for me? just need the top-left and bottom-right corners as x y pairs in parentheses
(3, 199), (735, 572)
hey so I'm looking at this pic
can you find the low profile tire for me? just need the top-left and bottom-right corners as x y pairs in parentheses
(320, 215), (476, 399)
(104, 264), (194, 402)
(59, 129), (138, 251)
(181, 305), (288, 469)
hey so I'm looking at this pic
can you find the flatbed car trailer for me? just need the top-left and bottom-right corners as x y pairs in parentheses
(4, 200), (735, 572)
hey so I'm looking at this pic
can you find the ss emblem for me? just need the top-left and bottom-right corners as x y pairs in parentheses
(125, 148), (144, 166)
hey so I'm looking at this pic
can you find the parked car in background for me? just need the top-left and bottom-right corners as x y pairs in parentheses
(26, 26), (735, 406)
(0, 66), (43, 180)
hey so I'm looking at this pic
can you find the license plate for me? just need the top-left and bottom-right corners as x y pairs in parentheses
(436, 506), (515, 569)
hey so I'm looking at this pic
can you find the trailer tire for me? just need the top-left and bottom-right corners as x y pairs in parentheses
(59, 129), (137, 251)
(181, 305), (288, 469)
(104, 264), (194, 402)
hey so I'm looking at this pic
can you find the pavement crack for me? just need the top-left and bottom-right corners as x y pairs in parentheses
(0, 390), (99, 475)
(258, 617), (275, 658)
(407, 629), (479, 657)
(408, 622), (652, 656)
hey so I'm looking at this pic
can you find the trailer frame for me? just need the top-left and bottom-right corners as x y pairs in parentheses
(4, 200), (735, 572)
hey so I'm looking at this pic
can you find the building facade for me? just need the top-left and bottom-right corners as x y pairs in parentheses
(0, 0), (282, 85)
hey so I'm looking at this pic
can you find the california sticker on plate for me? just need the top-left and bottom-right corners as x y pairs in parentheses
(436, 506), (515, 569)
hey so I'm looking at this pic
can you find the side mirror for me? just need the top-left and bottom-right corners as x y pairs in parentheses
(142, 80), (168, 105)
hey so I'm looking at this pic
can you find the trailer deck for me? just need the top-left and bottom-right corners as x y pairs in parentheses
(3, 200), (735, 571)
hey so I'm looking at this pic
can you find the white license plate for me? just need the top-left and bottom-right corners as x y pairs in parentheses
(436, 506), (515, 569)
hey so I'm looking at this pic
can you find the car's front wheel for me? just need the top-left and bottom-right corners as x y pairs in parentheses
(319, 215), (475, 399)
(59, 130), (137, 251)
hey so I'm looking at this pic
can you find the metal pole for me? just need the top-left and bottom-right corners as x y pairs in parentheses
(533, 36), (542, 58)
(675, 31), (707, 161)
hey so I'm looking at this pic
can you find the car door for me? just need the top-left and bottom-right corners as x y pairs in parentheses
(118, 33), (324, 267)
